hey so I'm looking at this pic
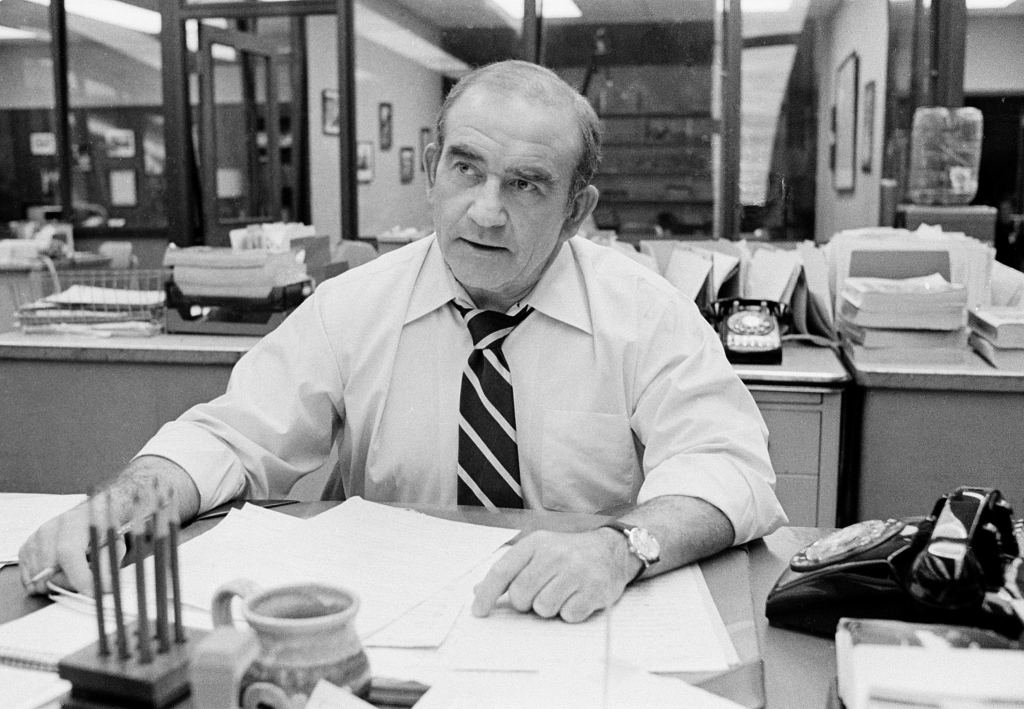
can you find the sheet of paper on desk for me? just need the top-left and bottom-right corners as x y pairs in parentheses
(414, 661), (745, 709)
(0, 493), (87, 563)
(440, 565), (737, 673)
(125, 499), (517, 639)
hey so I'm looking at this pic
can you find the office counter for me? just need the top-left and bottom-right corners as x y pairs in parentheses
(0, 334), (848, 526)
(0, 506), (833, 709)
(0, 333), (257, 493)
(844, 349), (1024, 521)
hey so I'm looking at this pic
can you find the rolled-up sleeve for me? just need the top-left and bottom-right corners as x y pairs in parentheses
(136, 292), (344, 513)
(630, 296), (788, 544)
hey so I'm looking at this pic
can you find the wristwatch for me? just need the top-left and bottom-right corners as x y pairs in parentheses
(602, 521), (661, 583)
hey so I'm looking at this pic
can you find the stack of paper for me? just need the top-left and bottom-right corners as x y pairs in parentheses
(837, 274), (969, 364)
(164, 246), (310, 300)
(968, 306), (1024, 369)
(836, 618), (1024, 709)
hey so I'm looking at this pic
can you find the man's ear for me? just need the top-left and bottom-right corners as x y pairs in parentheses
(560, 184), (600, 238)
(424, 142), (441, 188)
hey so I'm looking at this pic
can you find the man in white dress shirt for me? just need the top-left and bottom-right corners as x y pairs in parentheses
(21, 60), (786, 622)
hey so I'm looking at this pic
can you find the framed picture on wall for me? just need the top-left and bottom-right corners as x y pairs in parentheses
(379, 102), (393, 151)
(399, 146), (415, 184)
(356, 141), (374, 183)
(860, 80), (876, 174)
(29, 132), (57, 156)
(105, 128), (136, 159)
(832, 52), (858, 192)
(322, 89), (340, 136)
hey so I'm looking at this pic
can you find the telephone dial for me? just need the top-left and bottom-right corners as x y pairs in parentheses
(708, 299), (788, 365)
(766, 487), (1024, 639)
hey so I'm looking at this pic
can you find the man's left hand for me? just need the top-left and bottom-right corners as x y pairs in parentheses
(471, 528), (640, 623)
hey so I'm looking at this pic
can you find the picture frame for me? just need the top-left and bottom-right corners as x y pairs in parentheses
(419, 127), (432, 171)
(860, 80), (876, 174)
(378, 102), (393, 151)
(399, 146), (415, 184)
(105, 128), (136, 159)
(109, 169), (137, 206)
(321, 89), (340, 136)
(29, 132), (57, 156)
(832, 52), (858, 192)
(356, 141), (374, 183)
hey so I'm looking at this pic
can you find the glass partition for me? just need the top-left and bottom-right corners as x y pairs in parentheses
(541, 0), (719, 242)
(65, 0), (166, 228)
(0, 0), (57, 230)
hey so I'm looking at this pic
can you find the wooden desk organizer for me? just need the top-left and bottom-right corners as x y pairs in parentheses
(58, 625), (206, 709)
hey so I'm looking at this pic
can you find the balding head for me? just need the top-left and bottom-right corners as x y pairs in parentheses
(435, 60), (602, 203)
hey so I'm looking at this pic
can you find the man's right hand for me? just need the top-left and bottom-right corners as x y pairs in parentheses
(17, 456), (202, 596)
(19, 502), (102, 595)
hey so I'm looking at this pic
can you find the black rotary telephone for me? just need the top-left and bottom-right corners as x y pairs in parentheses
(708, 299), (788, 365)
(766, 487), (1024, 639)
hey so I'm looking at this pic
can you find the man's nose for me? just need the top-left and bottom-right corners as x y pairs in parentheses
(467, 178), (507, 228)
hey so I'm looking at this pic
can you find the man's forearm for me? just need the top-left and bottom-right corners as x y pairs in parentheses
(104, 455), (202, 528)
(614, 494), (736, 580)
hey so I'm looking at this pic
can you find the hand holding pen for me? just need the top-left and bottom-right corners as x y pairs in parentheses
(18, 493), (131, 596)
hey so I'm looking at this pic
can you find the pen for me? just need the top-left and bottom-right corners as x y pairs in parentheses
(29, 519), (134, 587)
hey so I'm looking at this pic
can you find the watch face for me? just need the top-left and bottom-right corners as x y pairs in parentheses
(626, 527), (661, 563)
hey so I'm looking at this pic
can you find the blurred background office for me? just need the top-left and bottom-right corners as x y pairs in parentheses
(0, 0), (1021, 267)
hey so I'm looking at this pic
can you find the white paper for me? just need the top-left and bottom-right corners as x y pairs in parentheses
(745, 247), (803, 302)
(121, 499), (517, 641)
(0, 493), (87, 563)
(663, 247), (713, 301)
(414, 661), (745, 709)
(306, 679), (376, 708)
(610, 566), (738, 672)
(440, 564), (735, 674)
(0, 665), (70, 709)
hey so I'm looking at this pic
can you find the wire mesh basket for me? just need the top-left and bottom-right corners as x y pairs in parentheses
(14, 267), (168, 336)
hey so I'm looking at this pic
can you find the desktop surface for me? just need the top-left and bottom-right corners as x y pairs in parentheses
(0, 505), (834, 709)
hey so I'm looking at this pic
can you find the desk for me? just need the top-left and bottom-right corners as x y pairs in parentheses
(0, 506), (833, 709)
(844, 348), (1024, 521)
(0, 334), (848, 527)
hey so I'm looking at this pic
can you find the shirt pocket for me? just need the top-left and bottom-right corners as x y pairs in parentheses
(539, 409), (640, 513)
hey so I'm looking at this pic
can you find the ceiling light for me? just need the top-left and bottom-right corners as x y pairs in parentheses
(0, 24), (39, 40)
(742, 0), (794, 12)
(966, 0), (1016, 8)
(489, 0), (582, 20)
(23, 0), (160, 34)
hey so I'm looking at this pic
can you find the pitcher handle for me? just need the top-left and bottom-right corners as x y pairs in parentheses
(212, 578), (262, 627)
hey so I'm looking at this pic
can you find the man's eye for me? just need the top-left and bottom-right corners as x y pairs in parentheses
(512, 179), (536, 192)
(454, 161), (475, 175)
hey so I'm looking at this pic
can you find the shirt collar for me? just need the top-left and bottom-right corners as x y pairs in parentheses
(404, 235), (592, 335)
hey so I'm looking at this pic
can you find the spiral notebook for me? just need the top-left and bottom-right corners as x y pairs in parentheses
(0, 603), (102, 673)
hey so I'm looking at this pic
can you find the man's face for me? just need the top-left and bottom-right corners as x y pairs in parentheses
(426, 84), (595, 310)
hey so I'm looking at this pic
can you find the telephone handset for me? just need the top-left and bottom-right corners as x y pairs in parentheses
(709, 299), (788, 365)
(766, 487), (1024, 639)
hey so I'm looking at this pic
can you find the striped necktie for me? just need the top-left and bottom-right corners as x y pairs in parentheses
(453, 302), (534, 509)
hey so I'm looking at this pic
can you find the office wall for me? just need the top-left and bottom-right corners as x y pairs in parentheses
(306, 16), (442, 243)
(813, 0), (888, 243)
(965, 15), (1024, 95)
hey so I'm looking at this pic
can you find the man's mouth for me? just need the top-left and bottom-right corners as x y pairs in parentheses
(462, 239), (505, 252)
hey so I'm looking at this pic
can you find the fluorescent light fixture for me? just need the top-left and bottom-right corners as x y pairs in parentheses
(490, 0), (582, 20)
(966, 0), (1016, 8)
(356, 4), (470, 76)
(742, 0), (794, 12)
(0, 24), (39, 40)
(23, 0), (160, 34)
